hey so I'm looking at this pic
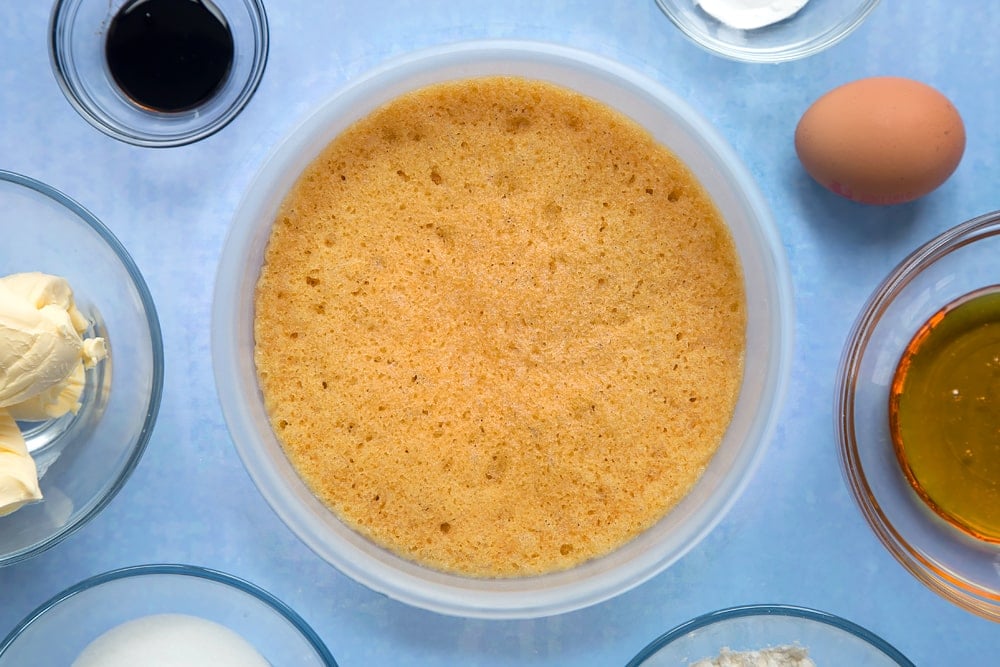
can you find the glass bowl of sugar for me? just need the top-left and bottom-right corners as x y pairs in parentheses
(0, 564), (337, 666)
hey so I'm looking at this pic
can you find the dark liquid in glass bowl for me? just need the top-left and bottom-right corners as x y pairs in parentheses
(105, 0), (235, 113)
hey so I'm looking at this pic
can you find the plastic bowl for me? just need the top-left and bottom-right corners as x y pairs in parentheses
(0, 564), (336, 665)
(654, 0), (881, 63)
(836, 210), (1000, 622)
(627, 604), (914, 666)
(0, 170), (163, 566)
(213, 40), (793, 619)
(49, 0), (269, 147)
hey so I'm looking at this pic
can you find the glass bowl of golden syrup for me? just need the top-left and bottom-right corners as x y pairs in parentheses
(50, 0), (268, 147)
(836, 210), (1000, 622)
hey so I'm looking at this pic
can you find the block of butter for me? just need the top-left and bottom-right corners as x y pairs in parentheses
(0, 273), (107, 516)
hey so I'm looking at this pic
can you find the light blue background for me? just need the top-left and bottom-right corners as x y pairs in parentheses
(1, 2), (998, 665)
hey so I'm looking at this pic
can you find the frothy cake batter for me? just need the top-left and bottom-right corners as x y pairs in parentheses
(254, 76), (746, 577)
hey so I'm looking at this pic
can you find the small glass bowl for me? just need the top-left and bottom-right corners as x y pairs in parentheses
(49, 0), (269, 147)
(0, 170), (163, 566)
(654, 0), (881, 63)
(0, 564), (337, 665)
(627, 604), (914, 666)
(836, 210), (1000, 622)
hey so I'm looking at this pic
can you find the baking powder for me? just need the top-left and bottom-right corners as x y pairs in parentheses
(690, 645), (816, 667)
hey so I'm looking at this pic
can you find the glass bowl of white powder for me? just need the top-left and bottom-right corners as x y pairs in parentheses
(0, 563), (337, 666)
(627, 604), (914, 666)
(654, 0), (881, 62)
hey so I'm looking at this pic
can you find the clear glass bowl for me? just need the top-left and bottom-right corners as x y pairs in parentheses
(627, 604), (914, 666)
(49, 0), (269, 147)
(0, 564), (337, 665)
(0, 170), (163, 566)
(213, 40), (793, 619)
(654, 0), (881, 63)
(836, 210), (1000, 622)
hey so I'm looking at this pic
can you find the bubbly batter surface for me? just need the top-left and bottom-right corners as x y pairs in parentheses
(254, 76), (746, 577)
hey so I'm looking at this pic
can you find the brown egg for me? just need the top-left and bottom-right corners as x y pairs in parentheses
(795, 77), (965, 205)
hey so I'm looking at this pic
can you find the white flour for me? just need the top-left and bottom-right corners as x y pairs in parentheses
(694, 0), (810, 30)
(690, 645), (816, 666)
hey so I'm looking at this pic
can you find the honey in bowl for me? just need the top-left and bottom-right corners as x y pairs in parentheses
(889, 285), (1000, 542)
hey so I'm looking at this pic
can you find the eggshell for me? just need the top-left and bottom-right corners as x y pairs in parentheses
(795, 77), (965, 205)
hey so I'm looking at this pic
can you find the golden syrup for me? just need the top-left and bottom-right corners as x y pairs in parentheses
(889, 285), (1000, 542)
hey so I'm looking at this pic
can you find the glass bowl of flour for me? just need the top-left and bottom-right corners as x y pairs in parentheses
(654, 0), (881, 62)
(0, 564), (337, 666)
(627, 605), (914, 666)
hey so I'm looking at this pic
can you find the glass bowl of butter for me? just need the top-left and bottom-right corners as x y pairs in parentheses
(654, 0), (881, 63)
(0, 170), (163, 566)
(0, 564), (336, 665)
(627, 604), (914, 666)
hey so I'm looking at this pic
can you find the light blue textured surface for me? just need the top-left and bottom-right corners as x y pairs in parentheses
(1, 2), (998, 665)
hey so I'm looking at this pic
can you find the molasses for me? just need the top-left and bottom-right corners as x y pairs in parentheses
(105, 0), (235, 113)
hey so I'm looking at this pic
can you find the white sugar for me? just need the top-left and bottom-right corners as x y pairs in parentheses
(73, 613), (270, 667)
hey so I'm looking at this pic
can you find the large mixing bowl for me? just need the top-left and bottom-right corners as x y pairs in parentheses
(213, 40), (793, 619)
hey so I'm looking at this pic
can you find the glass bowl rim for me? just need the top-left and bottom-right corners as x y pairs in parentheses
(626, 603), (916, 666)
(835, 209), (1000, 621)
(47, 0), (270, 148)
(653, 0), (882, 63)
(0, 563), (338, 665)
(0, 169), (165, 567)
